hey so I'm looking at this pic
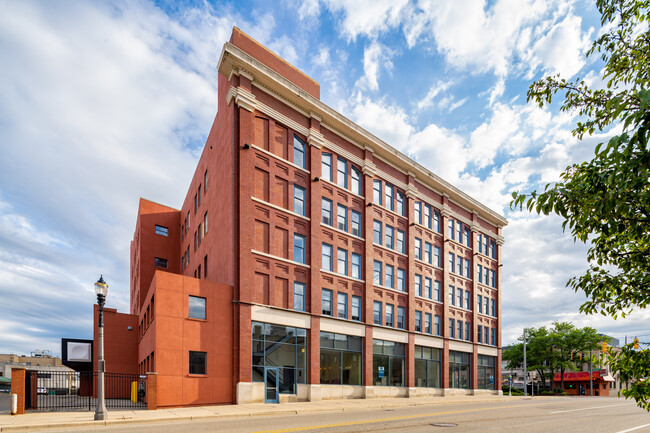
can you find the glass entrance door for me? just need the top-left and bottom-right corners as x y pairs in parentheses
(264, 367), (279, 403)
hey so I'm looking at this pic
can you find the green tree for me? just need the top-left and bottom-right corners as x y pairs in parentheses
(510, 0), (650, 409)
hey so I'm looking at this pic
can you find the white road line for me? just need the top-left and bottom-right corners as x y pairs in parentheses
(550, 403), (629, 414)
(614, 423), (650, 433)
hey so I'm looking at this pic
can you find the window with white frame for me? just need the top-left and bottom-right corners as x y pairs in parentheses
(351, 253), (361, 279)
(373, 180), (382, 205)
(385, 225), (394, 249)
(373, 261), (382, 285)
(397, 268), (405, 292)
(385, 184), (394, 211)
(373, 220), (382, 245)
(351, 167), (361, 195)
(337, 157), (347, 188)
(293, 135), (306, 168)
(293, 282), (305, 311)
(322, 243), (333, 271)
(294, 185), (306, 216)
(337, 248), (348, 275)
(322, 153), (332, 182)
(351, 210), (361, 236)
(337, 204), (347, 231)
(322, 198), (332, 225)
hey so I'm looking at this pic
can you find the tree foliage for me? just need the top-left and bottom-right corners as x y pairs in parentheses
(510, 0), (650, 410)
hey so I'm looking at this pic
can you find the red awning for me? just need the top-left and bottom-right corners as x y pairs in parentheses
(553, 371), (604, 382)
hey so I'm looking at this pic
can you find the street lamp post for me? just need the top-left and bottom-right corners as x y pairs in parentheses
(94, 276), (108, 421)
(523, 328), (527, 397)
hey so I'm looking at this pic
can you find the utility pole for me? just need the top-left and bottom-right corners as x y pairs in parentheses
(523, 328), (527, 397)
(589, 348), (593, 396)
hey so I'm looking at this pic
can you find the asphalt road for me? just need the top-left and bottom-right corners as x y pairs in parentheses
(26, 397), (650, 433)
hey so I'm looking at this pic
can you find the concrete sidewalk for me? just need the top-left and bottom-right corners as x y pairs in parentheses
(0, 395), (537, 431)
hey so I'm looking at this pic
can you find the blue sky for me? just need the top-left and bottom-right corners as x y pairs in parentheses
(0, 0), (646, 358)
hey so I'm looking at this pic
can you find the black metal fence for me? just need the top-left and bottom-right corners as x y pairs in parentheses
(25, 370), (147, 412)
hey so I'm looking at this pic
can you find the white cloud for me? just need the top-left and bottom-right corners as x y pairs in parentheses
(417, 80), (455, 110)
(323, 0), (409, 41)
(298, 0), (321, 19)
(355, 40), (396, 91)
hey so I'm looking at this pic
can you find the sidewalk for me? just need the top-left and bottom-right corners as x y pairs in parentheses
(0, 394), (536, 431)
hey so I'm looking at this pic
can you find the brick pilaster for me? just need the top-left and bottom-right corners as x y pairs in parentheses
(146, 372), (157, 410)
(11, 367), (25, 415)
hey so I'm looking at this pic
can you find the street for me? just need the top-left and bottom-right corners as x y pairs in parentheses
(24, 397), (650, 433)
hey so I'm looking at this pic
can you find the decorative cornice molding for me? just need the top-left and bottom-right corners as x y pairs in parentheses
(406, 185), (418, 199)
(233, 87), (256, 112)
(307, 128), (325, 149)
(441, 206), (452, 218)
(310, 111), (322, 122)
(364, 145), (375, 154)
(238, 68), (254, 81)
(362, 160), (377, 177)
(496, 235), (505, 246)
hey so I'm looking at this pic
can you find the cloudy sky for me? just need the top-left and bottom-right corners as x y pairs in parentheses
(0, 0), (646, 357)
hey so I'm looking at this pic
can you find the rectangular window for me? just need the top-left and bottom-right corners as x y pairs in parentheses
(337, 157), (347, 188)
(337, 292), (348, 319)
(322, 243), (333, 271)
(385, 304), (394, 327)
(415, 238), (422, 260)
(478, 234), (483, 254)
(337, 204), (348, 231)
(351, 210), (361, 236)
(397, 268), (405, 292)
(490, 240), (496, 259)
(434, 280), (441, 301)
(294, 185), (306, 216)
(449, 319), (455, 339)
(322, 289), (333, 316)
(337, 248), (348, 275)
(449, 253), (455, 272)
(465, 227), (471, 247)
(396, 191), (404, 216)
(457, 221), (463, 244)
(373, 260), (382, 286)
(415, 274), (422, 297)
(189, 351), (206, 375)
(477, 295), (483, 314)
(425, 277), (432, 299)
(484, 267), (489, 285)
(465, 322), (471, 341)
(491, 328), (496, 345)
(465, 259), (471, 278)
(457, 288), (463, 308)
(484, 236), (489, 255)
(491, 270), (496, 288)
(204, 170), (208, 193)
(434, 246), (441, 267)
(293, 282), (305, 311)
(491, 299), (496, 316)
(322, 198), (333, 225)
(154, 257), (168, 268)
(485, 298), (490, 315)
(397, 306), (405, 329)
(373, 301), (382, 325)
(448, 219), (454, 240)
(188, 295), (206, 320)
(415, 310), (422, 332)
(449, 285), (455, 306)
(414, 202), (422, 224)
(433, 211), (440, 232)
(478, 325), (482, 343)
(484, 326), (490, 344)
(457, 256), (463, 276)
(351, 167), (361, 195)
(155, 225), (168, 236)
(204, 212), (208, 236)
(424, 204), (431, 229)
(425, 242), (432, 264)
(425, 313), (432, 334)
(373, 180), (382, 205)
(198, 223), (202, 245)
(457, 321), (463, 340)
(322, 153), (332, 181)
(465, 291), (471, 310)
(293, 135), (306, 168)
(434, 315), (441, 335)
(351, 253), (362, 279)
(373, 220), (382, 245)
(194, 194), (197, 214)
(385, 265), (394, 289)
(478, 264), (483, 283)
(352, 296), (361, 321)
(385, 184), (394, 211)
(294, 234), (306, 264)
(385, 225), (394, 249)
(397, 230), (405, 254)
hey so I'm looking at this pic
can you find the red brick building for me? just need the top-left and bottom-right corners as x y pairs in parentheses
(102, 27), (507, 407)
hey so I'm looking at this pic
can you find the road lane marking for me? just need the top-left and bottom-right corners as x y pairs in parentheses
(253, 401), (562, 433)
(615, 423), (650, 433)
(550, 403), (629, 414)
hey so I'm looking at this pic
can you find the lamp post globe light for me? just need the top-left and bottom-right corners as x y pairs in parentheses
(94, 275), (108, 421)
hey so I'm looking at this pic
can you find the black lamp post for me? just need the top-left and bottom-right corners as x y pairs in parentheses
(94, 275), (108, 420)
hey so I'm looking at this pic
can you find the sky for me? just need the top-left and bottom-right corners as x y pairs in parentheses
(0, 0), (647, 358)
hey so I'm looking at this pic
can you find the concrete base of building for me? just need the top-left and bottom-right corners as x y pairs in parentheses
(236, 383), (500, 404)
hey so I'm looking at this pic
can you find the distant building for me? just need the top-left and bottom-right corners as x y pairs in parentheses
(94, 27), (506, 407)
(0, 352), (76, 393)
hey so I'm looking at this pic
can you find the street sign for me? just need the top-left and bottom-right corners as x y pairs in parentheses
(378, 366), (384, 378)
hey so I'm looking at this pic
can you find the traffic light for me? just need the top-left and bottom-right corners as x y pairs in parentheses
(634, 338), (639, 349)
(602, 341), (607, 352)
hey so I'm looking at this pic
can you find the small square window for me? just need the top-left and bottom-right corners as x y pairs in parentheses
(155, 225), (168, 236)
(188, 295), (206, 320)
(154, 257), (168, 268)
(189, 351), (206, 375)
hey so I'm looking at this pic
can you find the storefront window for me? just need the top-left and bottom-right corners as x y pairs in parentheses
(320, 332), (362, 385)
(251, 322), (308, 394)
(372, 339), (405, 387)
(477, 355), (496, 390)
(414, 345), (441, 388)
(449, 350), (471, 389)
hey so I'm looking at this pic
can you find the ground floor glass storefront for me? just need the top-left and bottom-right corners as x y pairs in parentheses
(320, 332), (363, 385)
(477, 355), (496, 390)
(414, 345), (441, 388)
(449, 350), (471, 389)
(373, 339), (405, 387)
(252, 322), (308, 393)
